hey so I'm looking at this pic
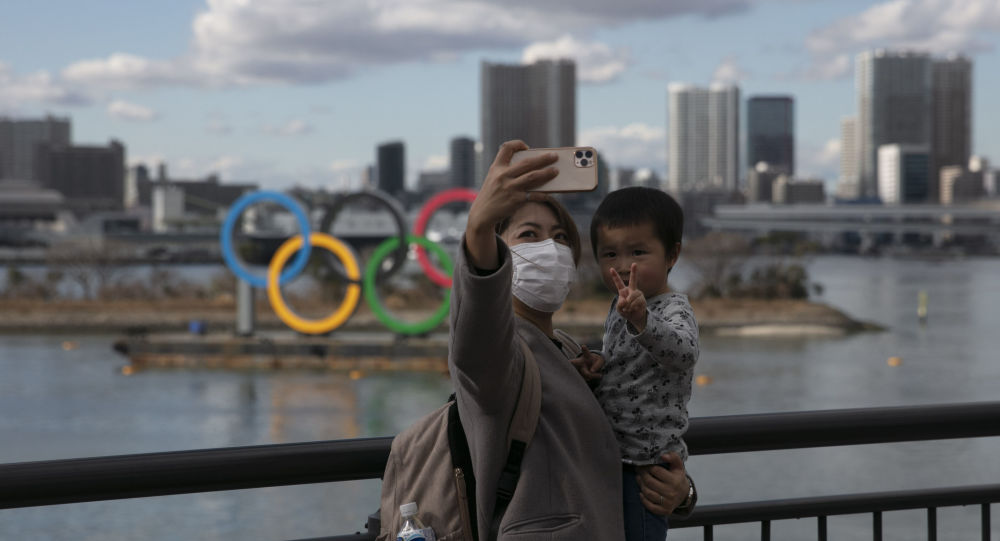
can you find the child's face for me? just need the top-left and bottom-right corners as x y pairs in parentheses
(595, 222), (679, 299)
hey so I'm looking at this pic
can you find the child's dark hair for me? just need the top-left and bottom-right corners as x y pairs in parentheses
(590, 186), (684, 259)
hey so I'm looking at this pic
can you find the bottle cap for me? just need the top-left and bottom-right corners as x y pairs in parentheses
(400, 502), (418, 516)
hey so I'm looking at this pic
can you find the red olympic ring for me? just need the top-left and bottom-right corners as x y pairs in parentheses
(414, 187), (478, 287)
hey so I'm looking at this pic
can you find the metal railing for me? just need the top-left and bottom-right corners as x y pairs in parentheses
(2, 401), (999, 540)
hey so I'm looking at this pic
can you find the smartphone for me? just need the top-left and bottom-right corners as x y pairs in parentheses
(510, 146), (599, 193)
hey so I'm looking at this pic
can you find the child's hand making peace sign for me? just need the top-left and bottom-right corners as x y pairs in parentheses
(610, 263), (647, 333)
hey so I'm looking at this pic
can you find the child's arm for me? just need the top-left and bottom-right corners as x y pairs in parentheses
(629, 299), (699, 370)
(612, 264), (698, 370)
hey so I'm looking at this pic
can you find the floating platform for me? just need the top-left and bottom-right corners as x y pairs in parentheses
(113, 331), (452, 372)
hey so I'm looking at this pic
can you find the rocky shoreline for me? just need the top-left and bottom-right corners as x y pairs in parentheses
(0, 297), (883, 337)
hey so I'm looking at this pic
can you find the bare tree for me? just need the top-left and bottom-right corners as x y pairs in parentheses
(683, 232), (752, 299)
(46, 238), (130, 300)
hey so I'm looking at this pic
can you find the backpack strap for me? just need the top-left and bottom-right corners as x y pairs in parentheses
(447, 401), (478, 538)
(553, 328), (583, 358)
(488, 336), (541, 541)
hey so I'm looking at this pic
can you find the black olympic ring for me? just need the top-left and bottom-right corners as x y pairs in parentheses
(318, 189), (409, 284)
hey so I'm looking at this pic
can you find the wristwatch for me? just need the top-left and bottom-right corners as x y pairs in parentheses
(672, 474), (698, 517)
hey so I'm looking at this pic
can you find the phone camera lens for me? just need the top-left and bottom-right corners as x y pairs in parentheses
(585, 150), (593, 158)
(580, 158), (589, 166)
(575, 151), (583, 158)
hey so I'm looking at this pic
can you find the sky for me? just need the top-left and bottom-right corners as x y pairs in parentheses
(1, 0), (998, 192)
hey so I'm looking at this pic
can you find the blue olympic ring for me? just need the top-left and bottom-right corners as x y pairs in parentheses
(220, 191), (313, 288)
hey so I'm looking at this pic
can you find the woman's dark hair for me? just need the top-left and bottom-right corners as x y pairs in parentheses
(495, 195), (582, 265)
(589, 186), (684, 259)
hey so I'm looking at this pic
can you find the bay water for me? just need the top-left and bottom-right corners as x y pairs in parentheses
(1, 256), (998, 540)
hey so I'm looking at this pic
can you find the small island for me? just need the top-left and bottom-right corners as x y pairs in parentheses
(0, 294), (880, 336)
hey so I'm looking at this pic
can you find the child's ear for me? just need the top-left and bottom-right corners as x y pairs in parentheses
(667, 242), (681, 269)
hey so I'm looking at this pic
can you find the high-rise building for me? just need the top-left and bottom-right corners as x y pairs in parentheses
(417, 170), (451, 194)
(449, 137), (477, 189)
(668, 83), (740, 193)
(480, 59), (575, 179)
(613, 168), (636, 190)
(877, 144), (930, 205)
(124, 164), (150, 209)
(772, 176), (825, 204)
(668, 84), (708, 194)
(939, 165), (985, 205)
(837, 116), (860, 199)
(747, 162), (779, 203)
(747, 96), (794, 175)
(376, 141), (405, 197)
(930, 55), (972, 202)
(0, 116), (71, 180)
(856, 51), (932, 199)
(34, 139), (126, 213)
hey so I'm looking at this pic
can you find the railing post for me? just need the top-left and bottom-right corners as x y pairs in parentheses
(761, 520), (770, 541)
(704, 524), (713, 541)
(873, 511), (882, 541)
(927, 507), (937, 541)
(818, 515), (827, 541)
(984, 503), (991, 541)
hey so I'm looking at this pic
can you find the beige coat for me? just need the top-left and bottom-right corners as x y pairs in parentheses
(449, 237), (624, 541)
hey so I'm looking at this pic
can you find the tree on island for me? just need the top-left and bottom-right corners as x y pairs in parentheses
(685, 232), (820, 300)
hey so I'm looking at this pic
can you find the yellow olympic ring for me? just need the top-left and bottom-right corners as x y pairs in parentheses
(266, 232), (362, 335)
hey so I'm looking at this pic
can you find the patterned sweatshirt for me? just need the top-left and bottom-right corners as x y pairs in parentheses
(595, 292), (699, 464)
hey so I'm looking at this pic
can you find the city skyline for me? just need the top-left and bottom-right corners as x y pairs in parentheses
(1, 0), (999, 192)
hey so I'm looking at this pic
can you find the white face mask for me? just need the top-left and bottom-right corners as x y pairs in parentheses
(509, 238), (577, 313)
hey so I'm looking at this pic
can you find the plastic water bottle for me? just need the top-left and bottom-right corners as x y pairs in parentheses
(396, 502), (436, 541)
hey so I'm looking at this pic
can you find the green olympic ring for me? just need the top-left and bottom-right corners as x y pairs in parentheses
(363, 234), (453, 335)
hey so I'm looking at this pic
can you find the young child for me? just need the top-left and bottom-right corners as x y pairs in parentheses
(577, 186), (699, 541)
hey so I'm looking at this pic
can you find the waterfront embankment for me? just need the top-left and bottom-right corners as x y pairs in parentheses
(0, 296), (882, 336)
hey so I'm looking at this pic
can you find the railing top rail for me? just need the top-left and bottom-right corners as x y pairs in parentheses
(670, 483), (1000, 528)
(686, 400), (1000, 454)
(1, 401), (999, 510)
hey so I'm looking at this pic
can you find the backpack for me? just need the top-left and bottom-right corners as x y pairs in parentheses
(377, 337), (542, 541)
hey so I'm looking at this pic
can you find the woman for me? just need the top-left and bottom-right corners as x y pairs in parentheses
(448, 140), (694, 540)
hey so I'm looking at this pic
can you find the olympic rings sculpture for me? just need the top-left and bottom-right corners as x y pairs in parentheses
(220, 187), (477, 335)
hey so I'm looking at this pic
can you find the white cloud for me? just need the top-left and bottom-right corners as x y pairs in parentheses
(107, 99), (158, 121)
(711, 56), (750, 84)
(38, 0), (759, 96)
(803, 0), (1000, 80)
(207, 155), (245, 177)
(2, 0), (772, 111)
(327, 159), (365, 191)
(422, 154), (449, 171)
(329, 159), (361, 172)
(799, 138), (841, 180)
(0, 62), (90, 111)
(263, 119), (313, 136)
(579, 123), (666, 173)
(522, 35), (630, 84)
(63, 53), (199, 89)
(818, 138), (840, 166)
